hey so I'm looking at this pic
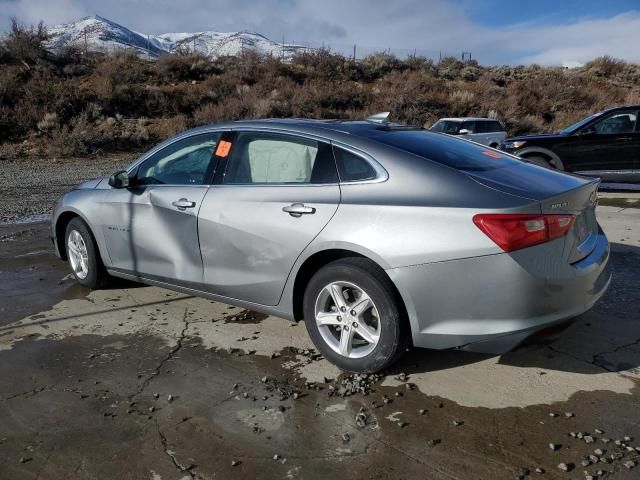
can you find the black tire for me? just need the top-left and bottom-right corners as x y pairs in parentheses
(303, 257), (409, 373)
(527, 155), (556, 169)
(64, 217), (108, 289)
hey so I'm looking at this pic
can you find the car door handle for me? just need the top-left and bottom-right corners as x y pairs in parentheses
(616, 137), (633, 141)
(172, 198), (196, 210)
(282, 203), (316, 217)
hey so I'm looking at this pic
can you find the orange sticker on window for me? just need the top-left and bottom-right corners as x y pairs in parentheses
(481, 150), (504, 159)
(216, 140), (232, 157)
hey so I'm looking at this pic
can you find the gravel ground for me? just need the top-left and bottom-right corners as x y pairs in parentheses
(0, 156), (134, 224)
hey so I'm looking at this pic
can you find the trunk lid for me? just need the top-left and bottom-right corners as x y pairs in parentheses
(466, 163), (600, 263)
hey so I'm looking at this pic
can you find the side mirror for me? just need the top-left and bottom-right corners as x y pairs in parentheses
(458, 129), (471, 135)
(108, 170), (130, 189)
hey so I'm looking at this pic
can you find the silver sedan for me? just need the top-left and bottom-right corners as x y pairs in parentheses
(52, 116), (611, 372)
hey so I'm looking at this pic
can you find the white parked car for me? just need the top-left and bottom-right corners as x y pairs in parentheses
(430, 117), (507, 147)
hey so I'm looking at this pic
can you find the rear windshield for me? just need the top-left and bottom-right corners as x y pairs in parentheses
(369, 130), (521, 171)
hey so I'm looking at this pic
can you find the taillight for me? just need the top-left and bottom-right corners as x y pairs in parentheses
(473, 214), (575, 252)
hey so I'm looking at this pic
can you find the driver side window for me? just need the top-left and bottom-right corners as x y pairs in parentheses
(590, 112), (637, 135)
(135, 133), (222, 186)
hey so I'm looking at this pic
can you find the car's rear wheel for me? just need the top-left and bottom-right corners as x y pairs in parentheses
(303, 258), (407, 373)
(65, 217), (108, 289)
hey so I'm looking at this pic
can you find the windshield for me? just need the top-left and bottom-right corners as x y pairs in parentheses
(560, 113), (601, 135)
(368, 130), (522, 172)
(430, 120), (461, 134)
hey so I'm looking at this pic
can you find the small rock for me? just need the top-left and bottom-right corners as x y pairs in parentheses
(569, 432), (577, 438)
(292, 393), (299, 400)
(418, 409), (426, 415)
(577, 432), (584, 439)
(584, 435), (595, 444)
(452, 420), (463, 427)
(624, 435), (633, 442)
(231, 460), (240, 467)
(19, 457), (32, 464)
(426, 439), (441, 448)
(355, 412), (368, 428)
(595, 428), (604, 434)
(624, 460), (636, 469)
(273, 454), (280, 461)
(342, 433), (350, 443)
(589, 455), (598, 463)
(581, 459), (591, 467)
(600, 438), (610, 443)
(564, 412), (574, 418)
(549, 443), (561, 451)
(594, 448), (605, 456)
(261, 376), (268, 383)
(549, 412), (558, 418)
(153, 393), (159, 399)
(397, 422), (408, 428)
(148, 406), (155, 413)
(534, 467), (544, 474)
(557, 462), (572, 472)
(167, 395), (173, 402)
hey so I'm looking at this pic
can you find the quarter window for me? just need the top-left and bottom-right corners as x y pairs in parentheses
(224, 132), (337, 184)
(135, 133), (221, 185)
(333, 147), (377, 182)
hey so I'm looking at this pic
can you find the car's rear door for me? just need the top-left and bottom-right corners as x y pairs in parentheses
(101, 132), (222, 284)
(197, 130), (340, 306)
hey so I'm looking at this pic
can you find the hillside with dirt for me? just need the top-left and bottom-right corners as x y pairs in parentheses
(2, 20), (640, 159)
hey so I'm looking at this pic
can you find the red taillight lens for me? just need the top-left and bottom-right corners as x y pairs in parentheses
(473, 214), (575, 252)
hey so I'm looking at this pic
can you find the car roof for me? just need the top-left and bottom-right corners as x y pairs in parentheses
(178, 118), (425, 143)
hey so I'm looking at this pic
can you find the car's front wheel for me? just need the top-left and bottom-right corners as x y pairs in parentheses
(65, 217), (108, 289)
(303, 258), (408, 373)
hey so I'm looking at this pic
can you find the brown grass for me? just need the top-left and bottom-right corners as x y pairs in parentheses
(2, 20), (640, 157)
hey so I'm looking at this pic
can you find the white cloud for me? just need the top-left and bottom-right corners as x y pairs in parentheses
(1, 0), (639, 65)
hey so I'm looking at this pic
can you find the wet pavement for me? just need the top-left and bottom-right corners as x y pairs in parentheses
(1, 202), (639, 479)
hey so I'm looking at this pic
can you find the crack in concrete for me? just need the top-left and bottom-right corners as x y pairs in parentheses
(592, 337), (640, 372)
(155, 418), (197, 479)
(130, 307), (191, 401)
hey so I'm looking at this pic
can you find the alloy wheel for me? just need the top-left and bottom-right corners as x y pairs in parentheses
(67, 229), (89, 280)
(314, 281), (381, 358)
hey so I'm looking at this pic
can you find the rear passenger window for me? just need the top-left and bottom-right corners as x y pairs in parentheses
(333, 147), (377, 182)
(474, 121), (488, 134)
(488, 121), (504, 132)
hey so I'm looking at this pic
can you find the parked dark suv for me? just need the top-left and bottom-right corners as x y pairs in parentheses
(500, 105), (640, 184)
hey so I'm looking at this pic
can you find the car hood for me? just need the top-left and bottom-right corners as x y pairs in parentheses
(72, 178), (102, 190)
(503, 132), (568, 142)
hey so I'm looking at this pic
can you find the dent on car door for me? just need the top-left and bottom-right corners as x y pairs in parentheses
(101, 132), (222, 283)
(197, 131), (341, 306)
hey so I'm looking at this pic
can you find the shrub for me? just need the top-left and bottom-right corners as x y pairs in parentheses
(1, 18), (49, 64)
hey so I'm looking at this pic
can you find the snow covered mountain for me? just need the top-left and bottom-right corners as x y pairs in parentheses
(46, 15), (310, 59)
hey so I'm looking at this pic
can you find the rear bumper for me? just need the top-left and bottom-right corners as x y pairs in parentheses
(387, 231), (611, 354)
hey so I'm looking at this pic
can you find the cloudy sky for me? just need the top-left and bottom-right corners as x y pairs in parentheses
(2, 0), (640, 66)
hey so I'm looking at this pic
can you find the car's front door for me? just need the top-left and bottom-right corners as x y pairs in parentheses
(565, 110), (639, 175)
(197, 131), (341, 306)
(101, 132), (222, 283)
